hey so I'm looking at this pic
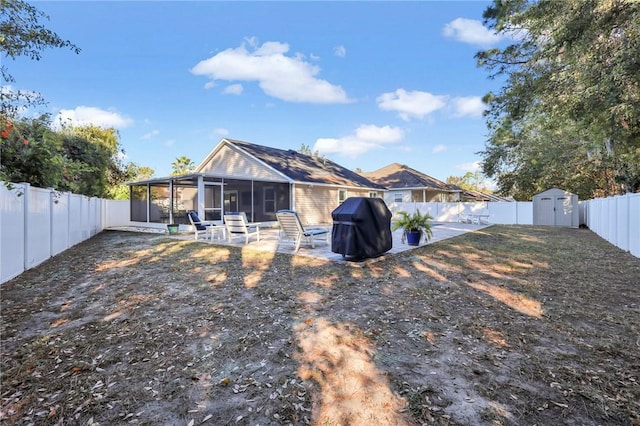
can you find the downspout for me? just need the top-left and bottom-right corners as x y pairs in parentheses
(146, 183), (150, 223)
(197, 175), (205, 220)
(169, 179), (174, 224)
(290, 182), (295, 210)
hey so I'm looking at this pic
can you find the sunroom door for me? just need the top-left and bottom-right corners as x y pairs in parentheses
(224, 190), (239, 213)
(204, 183), (223, 222)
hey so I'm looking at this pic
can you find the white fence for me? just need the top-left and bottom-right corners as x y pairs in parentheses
(583, 193), (640, 258)
(388, 201), (534, 225)
(0, 183), (133, 284)
(1, 184), (638, 285)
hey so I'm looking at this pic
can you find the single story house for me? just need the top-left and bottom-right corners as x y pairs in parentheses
(360, 163), (461, 203)
(129, 138), (385, 227)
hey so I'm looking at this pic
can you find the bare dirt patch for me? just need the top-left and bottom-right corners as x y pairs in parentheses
(1, 226), (639, 425)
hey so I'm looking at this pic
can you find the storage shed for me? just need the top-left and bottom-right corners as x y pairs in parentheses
(532, 188), (579, 228)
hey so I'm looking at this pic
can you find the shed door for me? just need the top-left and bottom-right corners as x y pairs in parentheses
(538, 197), (555, 226)
(555, 196), (572, 227)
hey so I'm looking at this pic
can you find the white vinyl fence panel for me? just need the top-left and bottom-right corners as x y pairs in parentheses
(104, 200), (133, 228)
(0, 183), (131, 285)
(1, 183), (26, 283)
(25, 186), (52, 269)
(585, 193), (640, 258)
(388, 201), (534, 225)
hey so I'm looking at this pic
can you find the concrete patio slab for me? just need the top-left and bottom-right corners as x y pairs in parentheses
(109, 221), (491, 264)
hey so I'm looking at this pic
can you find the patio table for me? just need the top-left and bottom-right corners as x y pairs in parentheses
(208, 225), (227, 241)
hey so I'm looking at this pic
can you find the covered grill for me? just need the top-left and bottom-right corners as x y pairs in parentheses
(331, 197), (392, 259)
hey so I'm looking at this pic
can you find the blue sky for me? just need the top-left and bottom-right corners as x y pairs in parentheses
(9, 1), (514, 182)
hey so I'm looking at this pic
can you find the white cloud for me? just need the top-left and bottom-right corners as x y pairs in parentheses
(376, 89), (447, 121)
(204, 81), (216, 90)
(451, 96), (486, 118)
(223, 84), (243, 95)
(432, 144), (447, 153)
(457, 161), (482, 173)
(210, 128), (229, 139)
(442, 18), (503, 47)
(54, 106), (133, 129)
(191, 39), (350, 104)
(140, 129), (160, 140)
(164, 139), (175, 147)
(334, 45), (346, 58)
(313, 124), (404, 157)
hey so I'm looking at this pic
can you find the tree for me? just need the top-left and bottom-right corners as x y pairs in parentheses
(477, 0), (640, 198)
(0, 0), (80, 116)
(446, 171), (489, 192)
(171, 156), (195, 176)
(0, 114), (149, 198)
(0, 114), (65, 188)
(107, 163), (154, 200)
(58, 124), (130, 197)
(297, 143), (324, 159)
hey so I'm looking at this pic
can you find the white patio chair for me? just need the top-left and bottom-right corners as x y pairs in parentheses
(187, 210), (215, 240)
(276, 210), (330, 252)
(458, 213), (472, 224)
(223, 212), (260, 244)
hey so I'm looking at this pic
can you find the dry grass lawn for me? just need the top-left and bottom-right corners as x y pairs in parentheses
(1, 225), (639, 425)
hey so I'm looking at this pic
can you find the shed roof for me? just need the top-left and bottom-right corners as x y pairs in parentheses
(198, 139), (385, 190)
(361, 163), (459, 192)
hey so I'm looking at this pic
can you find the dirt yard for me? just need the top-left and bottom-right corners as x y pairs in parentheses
(1, 225), (639, 425)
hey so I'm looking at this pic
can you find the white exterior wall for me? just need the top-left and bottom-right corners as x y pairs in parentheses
(294, 185), (372, 225)
(199, 144), (288, 182)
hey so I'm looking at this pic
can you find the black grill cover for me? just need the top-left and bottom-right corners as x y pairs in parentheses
(331, 197), (392, 259)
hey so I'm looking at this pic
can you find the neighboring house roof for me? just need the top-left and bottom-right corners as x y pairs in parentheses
(361, 163), (459, 192)
(473, 190), (512, 202)
(449, 186), (512, 202)
(197, 138), (386, 190)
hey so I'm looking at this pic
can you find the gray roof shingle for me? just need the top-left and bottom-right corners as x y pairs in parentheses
(227, 139), (385, 189)
(361, 163), (457, 191)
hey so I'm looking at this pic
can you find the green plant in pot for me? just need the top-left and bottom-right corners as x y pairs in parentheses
(391, 210), (433, 246)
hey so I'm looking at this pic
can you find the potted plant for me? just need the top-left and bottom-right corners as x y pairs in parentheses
(166, 223), (179, 235)
(391, 210), (433, 246)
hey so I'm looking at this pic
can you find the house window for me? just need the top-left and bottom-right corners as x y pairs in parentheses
(393, 192), (403, 203)
(264, 187), (276, 213)
(368, 191), (378, 198)
(338, 189), (347, 204)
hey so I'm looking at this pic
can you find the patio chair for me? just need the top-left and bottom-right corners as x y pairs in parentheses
(223, 212), (260, 244)
(458, 213), (472, 224)
(276, 209), (330, 252)
(187, 210), (215, 240)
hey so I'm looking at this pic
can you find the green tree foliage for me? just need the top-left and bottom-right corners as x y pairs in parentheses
(0, 114), (65, 188)
(0, 115), (151, 198)
(108, 163), (154, 200)
(171, 156), (195, 176)
(0, 0), (80, 116)
(477, 0), (640, 199)
(446, 171), (489, 192)
(297, 143), (324, 159)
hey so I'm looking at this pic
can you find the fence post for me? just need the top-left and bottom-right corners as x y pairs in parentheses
(49, 188), (54, 259)
(21, 182), (30, 270)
